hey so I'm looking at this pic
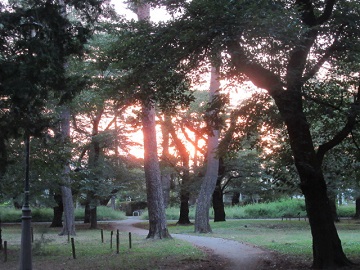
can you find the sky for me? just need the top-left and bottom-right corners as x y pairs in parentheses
(110, 0), (171, 21)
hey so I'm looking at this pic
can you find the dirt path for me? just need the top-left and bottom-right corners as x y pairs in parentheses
(112, 217), (274, 270)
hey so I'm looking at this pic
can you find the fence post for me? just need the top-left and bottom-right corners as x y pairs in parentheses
(4, 241), (7, 262)
(110, 231), (113, 249)
(101, 229), (104, 243)
(129, 232), (132, 249)
(71, 238), (76, 259)
(116, 232), (119, 254)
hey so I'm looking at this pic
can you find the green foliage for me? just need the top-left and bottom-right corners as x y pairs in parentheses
(0, 206), (125, 223)
(0, 207), (22, 222)
(74, 206), (126, 221)
(141, 199), (356, 220)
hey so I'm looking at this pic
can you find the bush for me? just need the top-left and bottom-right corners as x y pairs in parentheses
(337, 204), (355, 218)
(0, 206), (125, 223)
(0, 207), (22, 222)
(75, 206), (125, 221)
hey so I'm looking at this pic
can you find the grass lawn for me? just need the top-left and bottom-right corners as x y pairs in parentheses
(1, 219), (359, 269)
(0, 223), (208, 270)
(167, 218), (360, 264)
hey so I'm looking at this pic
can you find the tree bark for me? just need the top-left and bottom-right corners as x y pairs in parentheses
(232, 192), (240, 206)
(194, 66), (221, 233)
(274, 92), (351, 268)
(59, 105), (76, 236)
(84, 202), (90, 223)
(137, 3), (170, 239)
(142, 102), (171, 239)
(89, 206), (97, 229)
(354, 197), (360, 219)
(50, 193), (63, 227)
(212, 178), (225, 222)
(0, 135), (7, 181)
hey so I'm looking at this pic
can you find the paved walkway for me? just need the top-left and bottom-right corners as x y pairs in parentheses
(113, 217), (273, 270)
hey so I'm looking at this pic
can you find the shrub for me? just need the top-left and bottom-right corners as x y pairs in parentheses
(0, 206), (125, 223)
(337, 204), (355, 218)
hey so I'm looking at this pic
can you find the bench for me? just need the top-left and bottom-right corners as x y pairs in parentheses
(282, 212), (307, 221)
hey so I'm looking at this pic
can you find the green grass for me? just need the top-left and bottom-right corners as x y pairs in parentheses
(167, 219), (360, 263)
(0, 223), (206, 270)
(0, 206), (126, 223)
(141, 199), (355, 220)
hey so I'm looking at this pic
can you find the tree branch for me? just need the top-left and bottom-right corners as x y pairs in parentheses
(303, 24), (345, 82)
(317, 0), (337, 25)
(302, 92), (342, 111)
(227, 40), (284, 97)
(316, 82), (360, 163)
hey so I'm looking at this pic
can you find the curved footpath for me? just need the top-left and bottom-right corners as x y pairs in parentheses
(113, 217), (273, 270)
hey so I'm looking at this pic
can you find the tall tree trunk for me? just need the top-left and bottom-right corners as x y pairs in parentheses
(178, 161), (191, 225)
(0, 135), (7, 181)
(274, 92), (351, 268)
(194, 66), (220, 233)
(59, 105), (76, 236)
(89, 206), (97, 229)
(212, 178), (225, 222)
(138, 3), (170, 239)
(232, 192), (240, 206)
(50, 193), (63, 227)
(142, 102), (171, 238)
(329, 195), (340, 222)
(57, 0), (75, 237)
(84, 202), (90, 223)
(354, 197), (360, 219)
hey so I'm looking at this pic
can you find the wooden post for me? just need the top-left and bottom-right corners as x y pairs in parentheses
(101, 229), (104, 243)
(110, 231), (113, 249)
(71, 238), (76, 259)
(4, 241), (7, 262)
(116, 232), (119, 254)
(129, 232), (132, 249)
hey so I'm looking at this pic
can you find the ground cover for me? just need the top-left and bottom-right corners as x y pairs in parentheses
(0, 223), (213, 270)
(166, 218), (360, 266)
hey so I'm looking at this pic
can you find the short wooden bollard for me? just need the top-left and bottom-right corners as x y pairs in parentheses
(4, 241), (7, 262)
(101, 229), (104, 243)
(110, 231), (113, 249)
(129, 232), (132, 249)
(71, 238), (76, 259)
(116, 233), (119, 254)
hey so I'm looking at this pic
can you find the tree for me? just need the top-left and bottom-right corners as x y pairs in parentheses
(194, 66), (221, 233)
(224, 2), (360, 267)
(137, 2), (170, 239)
(135, 0), (360, 267)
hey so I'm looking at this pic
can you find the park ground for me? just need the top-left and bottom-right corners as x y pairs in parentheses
(1, 217), (359, 269)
